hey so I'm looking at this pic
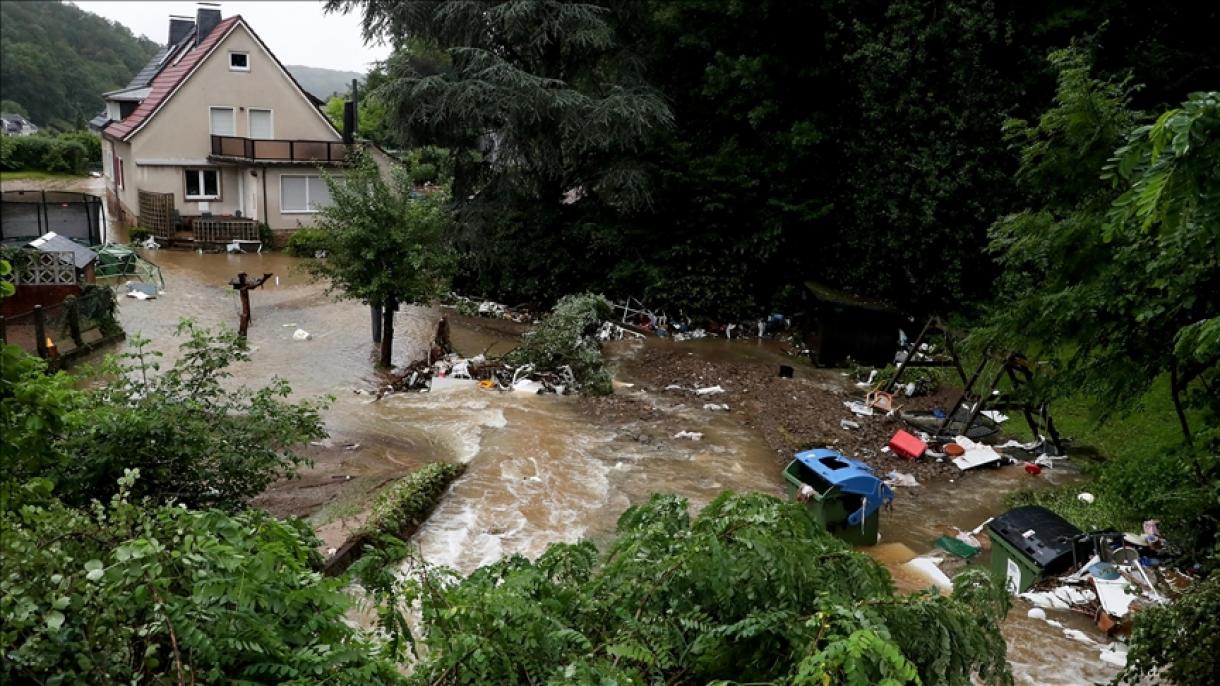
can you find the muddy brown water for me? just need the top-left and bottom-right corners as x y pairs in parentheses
(106, 250), (1120, 685)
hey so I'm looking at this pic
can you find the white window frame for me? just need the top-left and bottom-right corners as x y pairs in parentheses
(208, 106), (236, 135)
(248, 108), (274, 139)
(184, 168), (221, 201)
(228, 51), (250, 72)
(280, 174), (338, 214)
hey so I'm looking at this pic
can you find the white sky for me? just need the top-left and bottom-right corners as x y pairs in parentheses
(70, 1), (390, 73)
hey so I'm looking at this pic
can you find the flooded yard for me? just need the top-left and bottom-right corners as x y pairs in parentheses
(104, 249), (1120, 685)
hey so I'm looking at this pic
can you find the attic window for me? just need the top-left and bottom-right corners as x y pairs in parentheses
(229, 51), (249, 71)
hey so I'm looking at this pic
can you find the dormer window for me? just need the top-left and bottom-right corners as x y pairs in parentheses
(229, 51), (249, 71)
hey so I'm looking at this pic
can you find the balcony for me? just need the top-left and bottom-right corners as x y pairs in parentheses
(209, 135), (352, 164)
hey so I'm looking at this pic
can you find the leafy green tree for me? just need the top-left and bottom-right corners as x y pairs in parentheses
(306, 151), (456, 368)
(29, 322), (329, 511)
(325, 0), (672, 305)
(366, 492), (1010, 685)
(0, 0), (157, 127)
(0, 470), (403, 684)
(980, 50), (1219, 555)
(1120, 571), (1220, 685)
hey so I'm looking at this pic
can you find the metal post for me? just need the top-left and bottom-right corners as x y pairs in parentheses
(67, 297), (83, 347)
(936, 355), (988, 435)
(34, 305), (47, 359)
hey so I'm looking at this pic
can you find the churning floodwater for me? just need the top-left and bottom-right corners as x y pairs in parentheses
(107, 250), (1120, 685)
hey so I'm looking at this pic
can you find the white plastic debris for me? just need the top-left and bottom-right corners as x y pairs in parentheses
(703, 403), (729, 411)
(673, 431), (703, 441)
(844, 400), (875, 416)
(981, 410), (1009, 423)
(951, 436), (1003, 470)
(903, 382), (917, 397)
(904, 556), (954, 593)
(292, 328), (312, 341)
(1019, 586), (1096, 610)
(513, 378), (545, 394)
(1099, 643), (1128, 668)
(840, 419), (861, 430)
(695, 385), (725, 396)
(140, 235), (160, 250)
(1063, 629), (1099, 647)
(665, 384), (685, 391)
(885, 471), (920, 488)
(1027, 607), (1047, 620)
(125, 289), (152, 300)
(1077, 492), (1096, 504)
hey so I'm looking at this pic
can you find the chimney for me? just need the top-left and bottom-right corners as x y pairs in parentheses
(195, 3), (222, 46)
(168, 16), (194, 46)
(342, 79), (359, 144)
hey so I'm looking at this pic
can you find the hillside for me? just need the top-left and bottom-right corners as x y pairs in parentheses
(0, 1), (158, 130)
(286, 65), (364, 100)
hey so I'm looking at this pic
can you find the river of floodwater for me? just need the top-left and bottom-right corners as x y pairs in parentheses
(106, 249), (1121, 685)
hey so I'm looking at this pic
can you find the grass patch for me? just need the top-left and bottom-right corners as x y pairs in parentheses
(0, 170), (90, 182)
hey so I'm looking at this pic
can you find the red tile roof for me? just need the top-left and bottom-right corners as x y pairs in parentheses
(103, 16), (240, 141)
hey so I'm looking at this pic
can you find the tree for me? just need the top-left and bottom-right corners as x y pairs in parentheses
(324, 0), (672, 305)
(979, 50), (1219, 557)
(0, 470), (403, 684)
(363, 492), (1011, 685)
(306, 151), (456, 368)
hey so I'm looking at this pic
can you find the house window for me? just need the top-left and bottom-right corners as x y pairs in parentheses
(280, 175), (337, 213)
(209, 106), (235, 136)
(229, 51), (249, 71)
(185, 169), (221, 200)
(248, 108), (273, 139)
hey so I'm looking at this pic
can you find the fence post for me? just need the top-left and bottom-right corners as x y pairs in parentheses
(67, 296), (84, 347)
(34, 305), (48, 359)
(0, 315), (6, 344)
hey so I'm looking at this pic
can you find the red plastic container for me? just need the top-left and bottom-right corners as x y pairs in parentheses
(888, 430), (926, 460)
(1024, 463), (1042, 475)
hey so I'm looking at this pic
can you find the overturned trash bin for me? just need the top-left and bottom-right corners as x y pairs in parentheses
(783, 449), (893, 546)
(987, 505), (1083, 593)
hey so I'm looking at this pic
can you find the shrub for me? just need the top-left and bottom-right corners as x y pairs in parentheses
(43, 139), (88, 174)
(0, 135), (17, 171)
(8, 135), (53, 169)
(0, 472), (403, 684)
(361, 462), (465, 541)
(57, 131), (101, 167)
(410, 162), (438, 185)
(504, 293), (614, 395)
(285, 227), (332, 256)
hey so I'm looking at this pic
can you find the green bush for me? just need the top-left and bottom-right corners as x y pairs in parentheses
(361, 461), (465, 542)
(42, 139), (87, 174)
(0, 135), (17, 171)
(7, 136), (53, 170)
(57, 131), (101, 167)
(0, 472), (403, 684)
(410, 162), (438, 185)
(504, 293), (614, 395)
(285, 227), (332, 256)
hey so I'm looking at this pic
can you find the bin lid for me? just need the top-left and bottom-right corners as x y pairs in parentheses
(987, 505), (1082, 570)
(793, 449), (893, 524)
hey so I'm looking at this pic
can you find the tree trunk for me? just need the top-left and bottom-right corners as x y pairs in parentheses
(379, 297), (396, 368)
(370, 302), (383, 343)
(1169, 361), (1204, 481)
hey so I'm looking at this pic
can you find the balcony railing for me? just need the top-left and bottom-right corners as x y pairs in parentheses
(210, 135), (351, 163)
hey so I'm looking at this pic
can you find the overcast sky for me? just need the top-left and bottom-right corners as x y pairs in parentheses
(70, 1), (390, 73)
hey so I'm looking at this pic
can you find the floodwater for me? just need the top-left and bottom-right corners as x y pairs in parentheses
(107, 250), (1121, 685)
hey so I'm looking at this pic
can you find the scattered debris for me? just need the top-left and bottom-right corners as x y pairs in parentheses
(292, 328), (312, 341)
(673, 430), (703, 441)
(888, 429), (927, 460)
(951, 436), (1003, 470)
(1078, 492), (1096, 504)
(843, 400), (875, 416)
(839, 418), (860, 430)
(695, 385), (725, 396)
(885, 470), (920, 488)
(981, 410), (1009, 423)
(704, 403), (730, 412)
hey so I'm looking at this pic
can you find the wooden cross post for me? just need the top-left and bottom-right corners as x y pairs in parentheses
(229, 272), (273, 338)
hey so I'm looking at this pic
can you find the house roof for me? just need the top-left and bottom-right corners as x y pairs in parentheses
(27, 232), (98, 269)
(104, 16), (240, 141)
(102, 86), (152, 101)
